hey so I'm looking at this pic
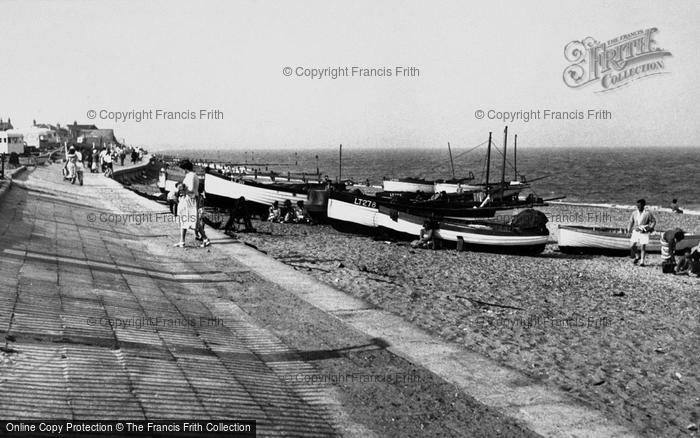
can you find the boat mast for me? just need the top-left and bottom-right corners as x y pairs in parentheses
(514, 134), (517, 181)
(338, 144), (342, 183)
(485, 132), (491, 191)
(501, 126), (508, 185)
(447, 142), (455, 180)
(501, 126), (508, 201)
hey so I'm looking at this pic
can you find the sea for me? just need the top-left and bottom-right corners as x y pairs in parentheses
(158, 146), (700, 214)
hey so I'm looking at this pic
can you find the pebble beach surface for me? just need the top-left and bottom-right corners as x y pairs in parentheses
(224, 203), (699, 438)
(129, 168), (699, 437)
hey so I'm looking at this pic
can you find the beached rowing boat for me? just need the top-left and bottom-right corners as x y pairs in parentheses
(203, 170), (310, 209)
(375, 206), (549, 254)
(558, 225), (700, 254)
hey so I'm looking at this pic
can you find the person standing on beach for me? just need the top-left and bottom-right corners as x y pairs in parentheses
(628, 199), (656, 266)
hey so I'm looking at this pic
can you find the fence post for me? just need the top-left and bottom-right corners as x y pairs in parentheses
(1, 153), (5, 179)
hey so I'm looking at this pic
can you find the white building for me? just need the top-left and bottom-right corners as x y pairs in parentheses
(22, 125), (54, 148)
(0, 130), (25, 154)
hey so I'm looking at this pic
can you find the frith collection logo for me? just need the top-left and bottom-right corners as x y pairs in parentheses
(563, 28), (672, 92)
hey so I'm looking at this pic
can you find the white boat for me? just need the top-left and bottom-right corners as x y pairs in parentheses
(327, 191), (547, 253)
(558, 225), (700, 254)
(204, 171), (309, 208)
(376, 207), (549, 254)
(382, 178), (435, 194)
(327, 191), (379, 231)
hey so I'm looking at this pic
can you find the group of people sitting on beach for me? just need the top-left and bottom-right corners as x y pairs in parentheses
(267, 199), (311, 224)
(629, 198), (700, 276)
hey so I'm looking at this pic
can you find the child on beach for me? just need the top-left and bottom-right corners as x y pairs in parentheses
(268, 201), (282, 222)
(167, 183), (180, 215)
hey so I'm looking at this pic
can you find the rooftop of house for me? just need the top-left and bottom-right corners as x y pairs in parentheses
(0, 118), (14, 131)
(68, 121), (98, 132)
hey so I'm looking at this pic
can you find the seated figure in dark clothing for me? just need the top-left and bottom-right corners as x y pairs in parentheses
(224, 196), (255, 233)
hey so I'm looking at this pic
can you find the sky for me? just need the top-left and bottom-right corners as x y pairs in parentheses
(1, 0), (699, 151)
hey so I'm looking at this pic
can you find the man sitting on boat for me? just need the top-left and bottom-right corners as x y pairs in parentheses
(660, 228), (685, 273)
(628, 199), (656, 266)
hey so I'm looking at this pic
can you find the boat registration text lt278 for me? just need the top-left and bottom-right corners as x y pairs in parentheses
(354, 197), (376, 208)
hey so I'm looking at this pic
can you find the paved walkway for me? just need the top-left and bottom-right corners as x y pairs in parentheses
(0, 163), (639, 437)
(0, 165), (345, 436)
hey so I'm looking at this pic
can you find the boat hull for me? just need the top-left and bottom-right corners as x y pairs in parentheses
(376, 208), (548, 254)
(558, 225), (700, 255)
(204, 172), (309, 211)
(327, 192), (547, 254)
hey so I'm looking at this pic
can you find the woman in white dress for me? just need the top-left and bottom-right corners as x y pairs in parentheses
(65, 146), (77, 183)
(174, 161), (209, 247)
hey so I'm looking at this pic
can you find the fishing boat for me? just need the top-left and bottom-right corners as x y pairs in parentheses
(325, 190), (536, 236)
(375, 206), (549, 254)
(327, 190), (504, 229)
(382, 177), (435, 194)
(203, 170), (311, 210)
(557, 225), (700, 254)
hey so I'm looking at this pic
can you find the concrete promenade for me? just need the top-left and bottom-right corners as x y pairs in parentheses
(0, 162), (638, 437)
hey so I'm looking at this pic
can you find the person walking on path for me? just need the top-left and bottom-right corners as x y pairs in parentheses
(65, 146), (77, 183)
(157, 168), (167, 194)
(91, 148), (99, 173)
(74, 147), (84, 185)
(628, 199), (656, 266)
(103, 149), (113, 178)
(174, 161), (209, 248)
